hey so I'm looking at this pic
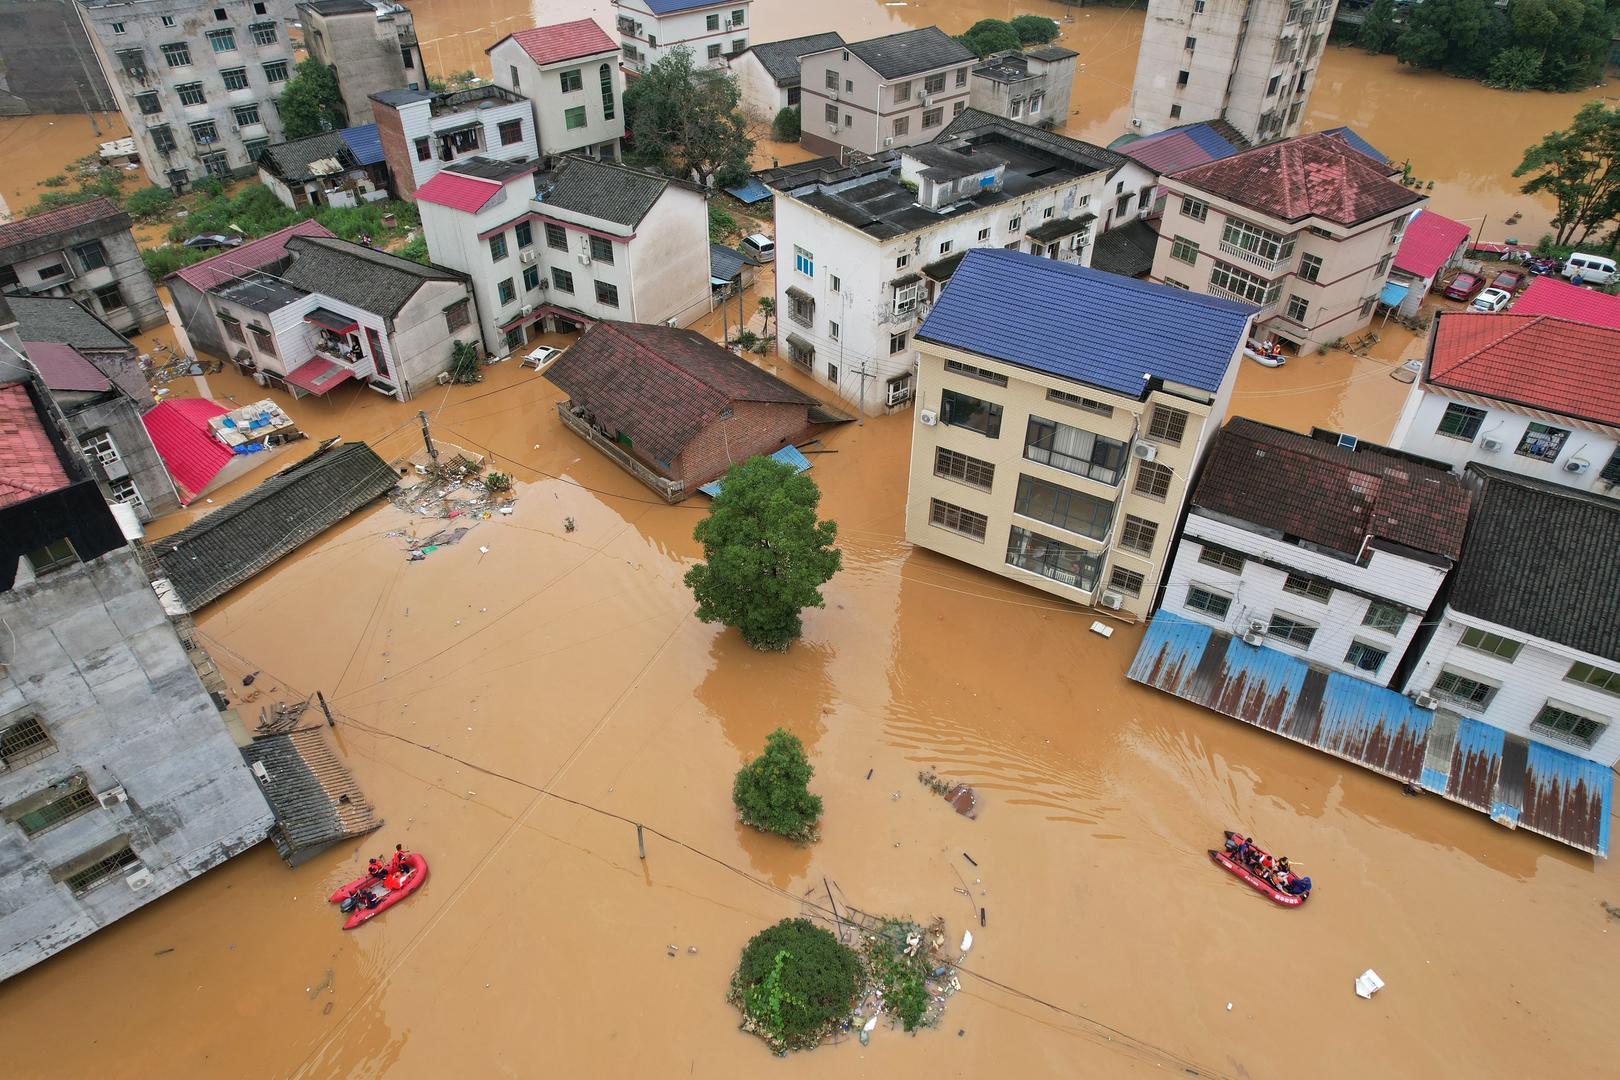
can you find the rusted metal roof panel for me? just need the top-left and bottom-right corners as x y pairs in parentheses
(1130, 611), (1610, 856)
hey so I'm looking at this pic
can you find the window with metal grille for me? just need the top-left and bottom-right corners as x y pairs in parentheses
(1515, 422), (1569, 463)
(589, 236), (614, 264)
(17, 786), (98, 837)
(499, 119), (523, 146)
(1110, 567), (1145, 596)
(489, 233), (508, 261)
(445, 300), (470, 331)
(1283, 572), (1332, 602)
(234, 104), (259, 126)
(0, 717), (56, 768)
(929, 498), (987, 540)
(600, 64), (615, 120)
(545, 223), (568, 250)
(1134, 461), (1173, 500)
(1267, 613), (1316, 648)
(222, 66), (248, 90)
(64, 846), (141, 895)
(1345, 640), (1388, 674)
(79, 431), (119, 466)
(515, 221), (533, 248)
(1433, 670), (1496, 709)
(523, 266), (540, 291)
(1198, 544), (1245, 573)
(250, 21), (279, 46)
(160, 42), (191, 67)
(497, 278), (515, 304)
(1186, 585), (1230, 617)
(1046, 389), (1114, 417)
(207, 28), (235, 52)
(177, 82), (206, 106)
(109, 476), (143, 507)
(1146, 405), (1188, 445)
(189, 120), (218, 145)
(934, 447), (994, 490)
(1459, 626), (1521, 661)
(944, 359), (1006, 386)
(150, 125), (176, 152)
(1531, 704), (1607, 748)
(1362, 601), (1404, 634)
(595, 281), (619, 307)
(1119, 515), (1157, 554)
(263, 60), (289, 82)
(1435, 402), (1486, 440)
(550, 268), (574, 293)
(135, 92), (161, 115)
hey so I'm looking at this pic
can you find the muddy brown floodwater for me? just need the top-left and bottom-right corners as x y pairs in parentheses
(2, 4), (1619, 1078)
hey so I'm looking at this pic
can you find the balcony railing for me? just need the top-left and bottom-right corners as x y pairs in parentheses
(1218, 239), (1291, 272)
(1208, 284), (1279, 315)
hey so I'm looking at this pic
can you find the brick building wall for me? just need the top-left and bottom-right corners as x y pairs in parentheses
(672, 400), (810, 489)
(372, 101), (415, 199)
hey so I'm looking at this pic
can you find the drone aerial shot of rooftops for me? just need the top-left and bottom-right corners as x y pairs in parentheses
(0, 0), (1617, 1075)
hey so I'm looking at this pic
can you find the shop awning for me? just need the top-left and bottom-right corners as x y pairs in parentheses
(1379, 280), (1410, 307)
(285, 355), (356, 396)
(304, 307), (358, 333)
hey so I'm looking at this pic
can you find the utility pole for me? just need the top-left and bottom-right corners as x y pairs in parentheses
(417, 410), (438, 462)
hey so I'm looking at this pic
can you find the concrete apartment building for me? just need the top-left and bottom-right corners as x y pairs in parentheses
(1390, 312), (1620, 499)
(298, 0), (422, 126)
(761, 110), (1124, 414)
(731, 32), (844, 120)
(371, 84), (538, 200)
(1152, 131), (1422, 353)
(76, 0), (298, 189)
(967, 46), (1077, 129)
(417, 155), (710, 356)
(488, 20), (625, 162)
(797, 27), (977, 157)
(0, 377), (272, 981)
(614, 0), (751, 73)
(1131, 0), (1337, 144)
(1161, 418), (1471, 686)
(905, 249), (1255, 617)
(0, 197), (162, 334)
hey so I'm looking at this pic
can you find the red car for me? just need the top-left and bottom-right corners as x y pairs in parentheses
(1490, 269), (1526, 292)
(1443, 273), (1484, 301)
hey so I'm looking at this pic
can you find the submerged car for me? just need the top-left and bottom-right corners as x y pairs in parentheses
(1442, 273), (1484, 301)
(1470, 287), (1512, 312)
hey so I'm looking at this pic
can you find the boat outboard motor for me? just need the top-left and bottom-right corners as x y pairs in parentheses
(339, 891), (364, 914)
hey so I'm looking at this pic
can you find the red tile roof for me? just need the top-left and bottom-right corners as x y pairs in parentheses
(142, 398), (232, 504)
(0, 383), (72, 508)
(1427, 311), (1620, 428)
(169, 220), (336, 292)
(413, 170), (503, 213)
(1392, 209), (1471, 279)
(23, 341), (112, 393)
(1193, 417), (1473, 561)
(0, 196), (127, 252)
(1170, 131), (1423, 227)
(498, 19), (617, 65)
(1510, 275), (1620, 330)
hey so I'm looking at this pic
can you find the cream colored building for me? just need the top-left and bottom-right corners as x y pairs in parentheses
(1150, 131), (1423, 354)
(1131, 0), (1336, 143)
(797, 26), (977, 157)
(906, 248), (1255, 617)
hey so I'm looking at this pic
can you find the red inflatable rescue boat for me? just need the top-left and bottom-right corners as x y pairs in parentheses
(328, 852), (428, 929)
(1208, 831), (1309, 908)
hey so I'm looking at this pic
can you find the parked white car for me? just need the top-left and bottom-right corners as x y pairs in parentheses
(1470, 287), (1512, 313)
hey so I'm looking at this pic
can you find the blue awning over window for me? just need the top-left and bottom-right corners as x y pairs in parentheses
(1379, 280), (1409, 307)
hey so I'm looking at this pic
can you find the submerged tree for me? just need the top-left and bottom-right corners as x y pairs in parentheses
(733, 728), (823, 839)
(1514, 102), (1620, 246)
(684, 455), (841, 651)
(277, 60), (345, 139)
(957, 18), (1021, 58)
(1356, 0), (1400, 53)
(1010, 14), (1061, 45)
(623, 48), (753, 187)
(730, 918), (861, 1051)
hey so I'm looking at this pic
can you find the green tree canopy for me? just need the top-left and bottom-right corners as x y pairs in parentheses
(1395, 0), (1499, 77)
(277, 60), (344, 139)
(1010, 15), (1061, 45)
(1357, 0), (1400, 53)
(772, 105), (801, 141)
(731, 918), (862, 1051)
(623, 47), (754, 186)
(957, 18), (1021, 58)
(684, 455), (841, 650)
(1514, 101), (1620, 245)
(733, 728), (823, 839)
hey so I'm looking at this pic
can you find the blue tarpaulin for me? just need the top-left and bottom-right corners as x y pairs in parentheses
(1379, 280), (1409, 307)
(723, 178), (772, 204)
(697, 443), (811, 496)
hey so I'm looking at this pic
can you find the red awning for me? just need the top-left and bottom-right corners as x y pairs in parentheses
(304, 307), (359, 333)
(286, 355), (356, 396)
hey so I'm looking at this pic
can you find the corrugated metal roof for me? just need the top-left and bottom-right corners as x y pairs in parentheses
(338, 123), (385, 167)
(1129, 611), (1610, 855)
(698, 443), (810, 496)
(142, 398), (233, 503)
(1511, 275), (1620, 329)
(1393, 209), (1471, 279)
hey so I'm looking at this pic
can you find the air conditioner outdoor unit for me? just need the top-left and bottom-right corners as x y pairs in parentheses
(883, 137), (894, 146)
(519, 304), (533, 316)
(921, 95), (934, 107)
(1480, 436), (1503, 452)
(1564, 458), (1590, 474)
(97, 786), (128, 808)
(1241, 630), (1265, 647)
(1414, 691), (1439, 710)
(125, 868), (155, 892)
(520, 249), (537, 264)
(578, 253), (592, 265)
(436, 371), (453, 385)
(918, 408), (937, 426)
(829, 89), (839, 101)
(1130, 117), (1143, 128)
(1098, 590), (1124, 610)
(1130, 441), (1158, 462)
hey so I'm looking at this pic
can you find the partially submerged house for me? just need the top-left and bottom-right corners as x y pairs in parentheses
(545, 321), (821, 501)
(256, 126), (390, 209)
(1388, 209), (1471, 318)
(0, 195), (163, 334)
(709, 243), (761, 294)
(371, 84), (538, 200)
(241, 726), (382, 866)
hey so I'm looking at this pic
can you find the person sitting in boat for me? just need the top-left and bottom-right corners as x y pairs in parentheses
(389, 844), (409, 874)
(1283, 875), (1311, 898)
(368, 857), (387, 881)
(1271, 857), (1293, 891)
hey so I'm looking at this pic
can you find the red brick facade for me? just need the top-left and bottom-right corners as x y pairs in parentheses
(372, 103), (416, 200)
(671, 401), (810, 489)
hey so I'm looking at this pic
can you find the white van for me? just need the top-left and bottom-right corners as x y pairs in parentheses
(740, 233), (775, 262)
(1562, 252), (1616, 285)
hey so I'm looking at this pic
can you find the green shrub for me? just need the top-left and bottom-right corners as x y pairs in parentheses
(448, 339), (482, 383)
(141, 245), (210, 279)
(41, 174), (68, 188)
(397, 233), (429, 264)
(957, 18), (1020, 57)
(772, 106), (801, 141)
(124, 185), (175, 220)
(733, 728), (822, 840)
(731, 918), (861, 1051)
(708, 201), (737, 242)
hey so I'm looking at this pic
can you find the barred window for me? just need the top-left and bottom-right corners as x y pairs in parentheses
(1532, 704), (1608, 748)
(929, 498), (987, 540)
(1119, 515), (1158, 554)
(1434, 670), (1496, 709)
(1362, 601), (1405, 634)
(1109, 567), (1146, 596)
(0, 716), (56, 768)
(1282, 572), (1333, 602)
(64, 846), (141, 895)
(1134, 461), (1172, 499)
(1267, 613), (1317, 648)
(1147, 405), (1189, 445)
(934, 447), (995, 490)
(1185, 585), (1230, 617)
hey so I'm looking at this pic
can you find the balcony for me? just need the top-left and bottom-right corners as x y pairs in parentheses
(1217, 238), (1292, 272)
(1208, 283), (1279, 316)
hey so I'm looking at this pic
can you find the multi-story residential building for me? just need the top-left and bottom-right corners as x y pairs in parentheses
(371, 84), (537, 200)
(488, 20), (625, 162)
(730, 31), (844, 120)
(1403, 465), (1620, 775)
(417, 155), (709, 356)
(967, 46), (1077, 130)
(796, 27), (976, 157)
(0, 377), (272, 981)
(76, 0), (298, 189)
(1161, 417), (1471, 686)
(1130, 0), (1337, 143)
(905, 248), (1255, 617)
(1390, 311), (1620, 498)
(297, 0), (421, 126)
(614, 0), (749, 73)
(200, 234), (479, 401)
(761, 110), (1124, 414)
(0, 197), (162, 333)
(1151, 131), (1422, 354)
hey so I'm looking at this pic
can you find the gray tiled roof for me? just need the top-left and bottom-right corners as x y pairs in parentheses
(537, 156), (671, 229)
(746, 32), (846, 86)
(241, 726), (381, 865)
(1450, 465), (1620, 661)
(709, 243), (758, 282)
(844, 26), (975, 79)
(260, 130), (358, 183)
(151, 442), (397, 611)
(1090, 219), (1159, 279)
(7, 295), (132, 353)
(939, 108), (1127, 173)
(281, 235), (464, 317)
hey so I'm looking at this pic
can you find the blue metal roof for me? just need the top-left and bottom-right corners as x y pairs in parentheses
(1183, 122), (1243, 160)
(338, 124), (384, 167)
(640, 0), (728, 13)
(917, 250), (1254, 397)
(1322, 126), (1390, 166)
(1129, 611), (1610, 855)
(723, 178), (772, 204)
(1379, 280), (1409, 307)
(697, 443), (811, 496)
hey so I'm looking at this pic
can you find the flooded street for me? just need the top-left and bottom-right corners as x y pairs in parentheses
(2, 3), (1618, 1078)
